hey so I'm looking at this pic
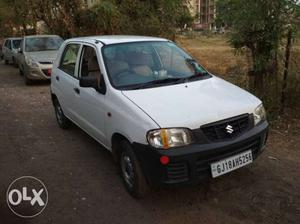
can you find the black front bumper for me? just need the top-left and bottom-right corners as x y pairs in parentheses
(132, 121), (268, 187)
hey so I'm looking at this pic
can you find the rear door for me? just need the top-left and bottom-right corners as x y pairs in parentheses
(54, 43), (82, 122)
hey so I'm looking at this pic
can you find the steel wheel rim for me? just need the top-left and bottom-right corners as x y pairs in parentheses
(121, 153), (134, 188)
(55, 103), (63, 124)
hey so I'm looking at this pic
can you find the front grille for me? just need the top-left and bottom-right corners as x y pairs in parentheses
(201, 114), (251, 142)
(39, 61), (52, 65)
(195, 139), (260, 178)
(165, 162), (189, 183)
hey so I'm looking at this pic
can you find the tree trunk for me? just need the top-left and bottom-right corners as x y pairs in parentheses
(254, 71), (264, 98)
(280, 30), (292, 114)
(249, 52), (264, 98)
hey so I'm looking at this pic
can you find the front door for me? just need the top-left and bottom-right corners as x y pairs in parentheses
(73, 44), (108, 146)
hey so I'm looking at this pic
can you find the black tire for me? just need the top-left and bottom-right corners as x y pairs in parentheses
(19, 68), (24, 76)
(53, 98), (71, 129)
(4, 59), (9, 65)
(119, 140), (149, 198)
(12, 58), (18, 68)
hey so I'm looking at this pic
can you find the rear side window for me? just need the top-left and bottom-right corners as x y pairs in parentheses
(59, 44), (80, 77)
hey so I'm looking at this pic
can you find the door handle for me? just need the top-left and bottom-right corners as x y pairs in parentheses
(74, 87), (80, 95)
(56, 76), (59, 81)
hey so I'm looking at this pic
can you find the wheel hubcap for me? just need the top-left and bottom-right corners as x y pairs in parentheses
(55, 103), (63, 124)
(121, 154), (134, 188)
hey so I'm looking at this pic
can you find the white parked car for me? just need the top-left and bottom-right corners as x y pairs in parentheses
(18, 35), (63, 85)
(2, 37), (22, 66)
(50, 36), (268, 198)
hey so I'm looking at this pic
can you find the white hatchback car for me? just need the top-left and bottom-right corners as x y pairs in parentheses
(50, 36), (268, 198)
(2, 37), (22, 66)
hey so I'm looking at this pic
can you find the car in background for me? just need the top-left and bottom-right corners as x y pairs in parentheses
(0, 39), (4, 60)
(2, 37), (22, 66)
(18, 35), (63, 85)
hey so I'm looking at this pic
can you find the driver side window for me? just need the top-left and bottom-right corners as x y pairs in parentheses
(80, 45), (104, 89)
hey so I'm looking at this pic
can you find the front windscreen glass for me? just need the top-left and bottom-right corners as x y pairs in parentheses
(25, 37), (63, 52)
(102, 41), (210, 90)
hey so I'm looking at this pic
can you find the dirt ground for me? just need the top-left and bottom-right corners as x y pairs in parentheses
(0, 61), (299, 224)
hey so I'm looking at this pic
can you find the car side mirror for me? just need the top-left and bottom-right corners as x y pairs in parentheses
(79, 76), (106, 94)
(18, 48), (23, 54)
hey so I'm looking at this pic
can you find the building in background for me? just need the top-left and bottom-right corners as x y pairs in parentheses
(188, 0), (216, 30)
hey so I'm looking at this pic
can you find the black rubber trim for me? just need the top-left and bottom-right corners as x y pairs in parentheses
(132, 121), (269, 187)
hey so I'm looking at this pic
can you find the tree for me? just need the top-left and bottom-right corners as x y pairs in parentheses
(29, 0), (82, 38)
(0, 0), (192, 39)
(77, 0), (120, 35)
(280, 3), (300, 112)
(115, 0), (191, 39)
(176, 6), (194, 31)
(0, 0), (36, 35)
(216, 0), (299, 98)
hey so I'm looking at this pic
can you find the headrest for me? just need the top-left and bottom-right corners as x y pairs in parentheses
(126, 52), (151, 66)
(108, 61), (129, 76)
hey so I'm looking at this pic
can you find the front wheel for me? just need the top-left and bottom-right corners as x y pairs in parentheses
(119, 140), (149, 198)
(24, 72), (33, 85)
(53, 98), (71, 129)
(12, 58), (18, 68)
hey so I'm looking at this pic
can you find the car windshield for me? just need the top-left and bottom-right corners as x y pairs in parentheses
(25, 36), (63, 52)
(102, 41), (210, 90)
(12, 39), (21, 49)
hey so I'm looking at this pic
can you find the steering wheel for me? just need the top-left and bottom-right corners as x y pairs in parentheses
(114, 70), (135, 82)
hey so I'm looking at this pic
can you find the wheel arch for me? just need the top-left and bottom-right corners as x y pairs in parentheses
(51, 93), (58, 106)
(111, 133), (131, 163)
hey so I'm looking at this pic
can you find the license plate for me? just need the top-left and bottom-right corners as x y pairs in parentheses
(210, 150), (253, 178)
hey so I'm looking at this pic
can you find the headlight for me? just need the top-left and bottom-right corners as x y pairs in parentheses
(147, 128), (193, 149)
(254, 104), (266, 125)
(25, 57), (39, 68)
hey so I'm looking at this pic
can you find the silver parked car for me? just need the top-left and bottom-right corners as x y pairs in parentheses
(2, 38), (22, 66)
(18, 35), (63, 85)
(0, 39), (4, 60)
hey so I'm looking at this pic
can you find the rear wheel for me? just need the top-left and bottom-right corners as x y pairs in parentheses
(53, 98), (71, 129)
(4, 59), (9, 65)
(119, 140), (149, 198)
(12, 57), (18, 67)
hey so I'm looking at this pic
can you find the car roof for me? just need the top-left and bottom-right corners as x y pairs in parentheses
(24, 35), (61, 39)
(68, 35), (169, 45)
(5, 37), (22, 41)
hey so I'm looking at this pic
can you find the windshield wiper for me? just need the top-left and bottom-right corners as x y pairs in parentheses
(184, 58), (210, 80)
(130, 78), (183, 90)
(184, 71), (210, 81)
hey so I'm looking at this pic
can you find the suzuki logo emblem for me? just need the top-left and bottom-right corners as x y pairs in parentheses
(226, 125), (234, 134)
